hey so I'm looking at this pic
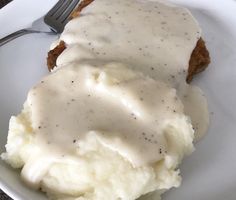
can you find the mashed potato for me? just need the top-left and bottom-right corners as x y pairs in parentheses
(1, 62), (194, 200)
(1, 103), (193, 200)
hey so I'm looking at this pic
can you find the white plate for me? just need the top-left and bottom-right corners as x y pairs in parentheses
(0, 0), (236, 200)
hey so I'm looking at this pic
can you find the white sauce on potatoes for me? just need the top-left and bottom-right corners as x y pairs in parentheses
(19, 0), (209, 187)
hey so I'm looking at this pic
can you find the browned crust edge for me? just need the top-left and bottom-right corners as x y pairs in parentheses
(187, 38), (210, 83)
(70, 0), (95, 19)
(47, 41), (66, 71)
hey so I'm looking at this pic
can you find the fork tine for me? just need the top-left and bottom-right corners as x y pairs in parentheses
(46, 0), (67, 17)
(60, 0), (81, 23)
(44, 0), (82, 33)
(54, 0), (74, 19)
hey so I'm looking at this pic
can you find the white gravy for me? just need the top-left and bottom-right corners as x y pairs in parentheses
(21, 0), (209, 187)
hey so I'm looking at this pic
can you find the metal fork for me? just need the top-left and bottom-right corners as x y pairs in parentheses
(0, 0), (80, 47)
(44, 0), (81, 33)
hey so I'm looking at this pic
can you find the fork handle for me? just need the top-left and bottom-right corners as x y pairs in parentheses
(0, 29), (42, 47)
